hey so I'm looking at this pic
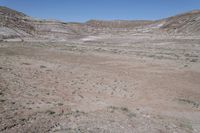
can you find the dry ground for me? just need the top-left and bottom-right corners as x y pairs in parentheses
(0, 35), (200, 133)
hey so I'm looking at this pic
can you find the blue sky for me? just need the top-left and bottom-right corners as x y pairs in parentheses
(0, 0), (200, 22)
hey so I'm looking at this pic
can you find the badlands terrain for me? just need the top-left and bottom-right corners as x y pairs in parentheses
(0, 6), (200, 133)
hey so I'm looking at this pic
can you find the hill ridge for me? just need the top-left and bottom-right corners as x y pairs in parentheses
(0, 6), (200, 41)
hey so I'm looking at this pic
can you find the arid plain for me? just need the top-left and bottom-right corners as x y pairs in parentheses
(0, 7), (200, 133)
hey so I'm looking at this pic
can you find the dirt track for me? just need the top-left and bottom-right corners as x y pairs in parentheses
(0, 37), (200, 132)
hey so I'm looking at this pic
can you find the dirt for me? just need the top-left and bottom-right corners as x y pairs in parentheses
(0, 35), (200, 133)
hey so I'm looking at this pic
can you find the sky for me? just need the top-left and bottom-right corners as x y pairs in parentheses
(0, 0), (200, 22)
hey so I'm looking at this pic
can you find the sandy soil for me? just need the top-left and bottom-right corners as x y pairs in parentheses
(0, 36), (200, 133)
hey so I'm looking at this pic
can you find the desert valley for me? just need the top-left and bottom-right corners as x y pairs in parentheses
(0, 6), (200, 133)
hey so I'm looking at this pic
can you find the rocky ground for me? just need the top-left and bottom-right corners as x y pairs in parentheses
(0, 34), (200, 133)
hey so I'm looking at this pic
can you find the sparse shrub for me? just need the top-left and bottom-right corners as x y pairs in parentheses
(21, 62), (31, 65)
(57, 103), (63, 106)
(120, 107), (129, 112)
(46, 110), (56, 115)
(0, 99), (6, 103)
(184, 53), (190, 57)
(178, 98), (199, 108)
(40, 65), (47, 68)
(127, 112), (136, 118)
(190, 59), (198, 62)
(179, 122), (193, 131)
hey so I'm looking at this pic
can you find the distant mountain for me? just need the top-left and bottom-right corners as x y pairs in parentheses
(86, 20), (153, 29)
(0, 6), (200, 41)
